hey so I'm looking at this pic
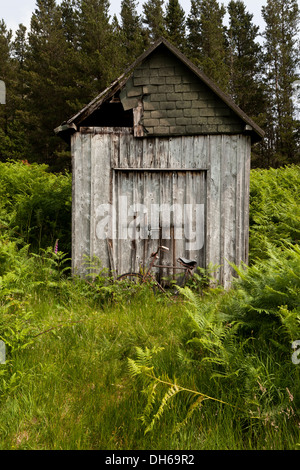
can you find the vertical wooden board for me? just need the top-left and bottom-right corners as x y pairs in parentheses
(193, 171), (206, 268)
(182, 136), (194, 169)
(133, 171), (148, 272)
(115, 170), (120, 274)
(81, 133), (92, 269)
(219, 136), (226, 285)
(193, 136), (209, 169)
(130, 170), (141, 273)
(128, 130), (140, 168)
(143, 172), (159, 268)
(119, 171), (135, 274)
(173, 171), (185, 263)
(243, 137), (251, 265)
(115, 132), (131, 274)
(183, 170), (191, 253)
(207, 135), (222, 284)
(159, 171), (173, 282)
(140, 173), (150, 270)
(221, 135), (237, 289)
(199, 136), (206, 167)
(174, 171), (207, 275)
(71, 133), (80, 274)
(229, 136), (238, 277)
(185, 171), (197, 260)
(235, 135), (244, 268)
(142, 136), (155, 168)
(90, 135), (95, 263)
(157, 138), (170, 168)
(111, 132), (120, 168)
(115, 170), (123, 274)
(201, 171), (207, 267)
(171, 172), (179, 278)
(204, 137), (211, 272)
(135, 137), (144, 169)
(119, 131), (131, 168)
(91, 133), (112, 272)
(169, 136), (182, 168)
(73, 133), (91, 275)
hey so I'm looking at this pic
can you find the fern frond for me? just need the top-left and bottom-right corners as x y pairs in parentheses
(127, 357), (144, 378)
(172, 394), (207, 434)
(140, 381), (159, 425)
(128, 346), (242, 435)
(144, 383), (180, 434)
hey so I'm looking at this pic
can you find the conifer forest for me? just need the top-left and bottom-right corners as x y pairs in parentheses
(0, 0), (299, 171)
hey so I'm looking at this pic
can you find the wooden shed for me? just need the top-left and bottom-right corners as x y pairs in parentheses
(55, 38), (264, 288)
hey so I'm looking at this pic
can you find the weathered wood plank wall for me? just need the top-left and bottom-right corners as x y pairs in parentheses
(72, 128), (251, 288)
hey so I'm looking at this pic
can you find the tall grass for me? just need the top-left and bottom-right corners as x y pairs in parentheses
(0, 162), (299, 449)
(128, 244), (300, 448)
(0, 281), (191, 449)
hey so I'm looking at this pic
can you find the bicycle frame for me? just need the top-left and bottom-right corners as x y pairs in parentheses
(141, 246), (195, 289)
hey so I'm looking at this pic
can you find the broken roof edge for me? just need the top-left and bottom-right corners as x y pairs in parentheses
(55, 37), (265, 142)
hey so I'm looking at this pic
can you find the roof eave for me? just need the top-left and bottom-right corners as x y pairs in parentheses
(55, 37), (265, 143)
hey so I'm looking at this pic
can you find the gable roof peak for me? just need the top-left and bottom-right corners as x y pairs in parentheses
(55, 37), (264, 142)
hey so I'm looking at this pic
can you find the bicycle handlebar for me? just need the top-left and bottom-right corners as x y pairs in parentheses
(150, 245), (170, 258)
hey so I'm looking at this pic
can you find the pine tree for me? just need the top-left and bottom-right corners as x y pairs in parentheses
(60, 0), (80, 47)
(165, 0), (186, 49)
(12, 24), (28, 105)
(0, 20), (13, 158)
(75, 0), (121, 100)
(59, 0), (88, 113)
(186, 0), (202, 62)
(262, 0), (300, 165)
(25, 0), (74, 164)
(227, 1), (265, 118)
(142, 0), (166, 42)
(0, 20), (12, 115)
(120, 0), (145, 65)
(0, 21), (31, 161)
(186, 0), (229, 91)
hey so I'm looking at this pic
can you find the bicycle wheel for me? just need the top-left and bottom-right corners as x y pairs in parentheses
(116, 272), (144, 286)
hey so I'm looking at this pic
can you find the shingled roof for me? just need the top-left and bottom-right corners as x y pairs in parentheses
(55, 37), (264, 143)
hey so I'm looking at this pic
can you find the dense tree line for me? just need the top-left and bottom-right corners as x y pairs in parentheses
(0, 0), (299, 171)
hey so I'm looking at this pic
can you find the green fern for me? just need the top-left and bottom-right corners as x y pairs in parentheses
(128, 346), (239, 434)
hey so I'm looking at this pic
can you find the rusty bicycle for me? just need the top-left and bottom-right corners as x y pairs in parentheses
(116, 245), (197, 293)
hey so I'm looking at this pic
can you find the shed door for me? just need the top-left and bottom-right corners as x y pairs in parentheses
(113, 170), (206, 279)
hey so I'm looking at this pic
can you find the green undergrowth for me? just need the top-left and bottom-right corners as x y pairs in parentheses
(249, 164), (300, 263)
(0, 162), (299, 449)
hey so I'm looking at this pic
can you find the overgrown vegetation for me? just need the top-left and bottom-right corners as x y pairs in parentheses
(0, 161), (72, 254)
(0, 0), (299, 170)
(249, 165), (300, 262)
(0, 162), (299, 450)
